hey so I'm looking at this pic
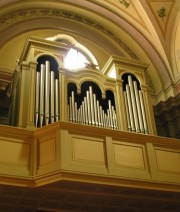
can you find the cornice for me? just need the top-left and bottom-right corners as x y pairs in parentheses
(0, 8), (138, 60)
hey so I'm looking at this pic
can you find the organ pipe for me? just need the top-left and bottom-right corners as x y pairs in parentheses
(89, 86), (95, 125)
(123, 91), (131, 131)
(55, 79), (59, 122)
(71, 91), (75, 122)
(50, 71), (55, 123)
(69, 96), (72, 122)
(40, 64), (45, 127)
(45, 61), (50, 125)
(86, 90), (91, 124)
(133, 81), (144, 133)
(84, 97), (88, 124)
(35, 72), (40, 127)
(139, 90), (148, 134)
(93, 94), (98, 126)
(97, 100), (101, 126)
(126, 84), (135, 131)
(35, 61), (59, 128)
(123, 75), (149, 134)
(128, 75), (140, 133)
(68, 86), (117, 129)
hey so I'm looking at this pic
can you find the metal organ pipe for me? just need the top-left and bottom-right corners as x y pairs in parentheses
(39, 64), (45, 127)
(123, 75), (149, 134)
(45, 61), (50, 125)
(55, 79), (59, 122)
(35, 61), (59, 128)
(68, 86), (117, 129)
(123, 91), (131, 131)
(139, 90), (148, 134)
(71, 91), (75, 122)
(84, 97), (88, 124)
(128, 75), (140, 133)
(126, 84), (135, 132)
(133, 81), (144, 133)
(50, 71), (55, 123)
(89, 86), (95, 125)
(93, 94), (98, 126)
(35, 72), (40, 127)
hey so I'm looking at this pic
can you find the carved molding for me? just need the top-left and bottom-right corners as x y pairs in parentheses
(0, 8), (138, 60)
(144, 69), (156, 95)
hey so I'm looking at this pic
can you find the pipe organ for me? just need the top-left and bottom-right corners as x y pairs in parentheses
(68, 86), (118, 129)
(9, 37), (157, 135)
(35, 61), (59, 128)
(123, 75), (148, 134)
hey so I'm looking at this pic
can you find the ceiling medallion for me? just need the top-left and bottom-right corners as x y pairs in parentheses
(119, 0), (130, 8)
(157, 7), (167, 21)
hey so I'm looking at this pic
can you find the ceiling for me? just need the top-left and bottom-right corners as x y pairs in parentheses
(0, 0), (180, 104)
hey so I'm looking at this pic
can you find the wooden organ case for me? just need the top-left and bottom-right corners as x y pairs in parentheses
(9, 37), (157, 135)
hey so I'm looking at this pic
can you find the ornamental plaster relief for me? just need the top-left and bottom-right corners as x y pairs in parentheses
(0, 8), (138, 60)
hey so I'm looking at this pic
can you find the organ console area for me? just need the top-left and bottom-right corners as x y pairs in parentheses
(9, 37), (157, 135)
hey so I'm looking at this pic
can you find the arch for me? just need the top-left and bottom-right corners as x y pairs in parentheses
(46, 34), (99, 69)
(37, 55), (59, 79)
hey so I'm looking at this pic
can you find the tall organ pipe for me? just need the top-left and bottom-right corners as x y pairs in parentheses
(40, 64), (45, 127)
(50, 71), (55, 123)
(97, 100), (101, 126)
(133, 81), (144, 133)
(123, 91), (131, 131)
(128, 75), (140, 132)
(89, 86), (95, 125)
(139, 90), (148, 134)
(35, 72), (40, 127)
(108, 100), (113, 128)
(45, 61), (50, 125)
(69, 96), (72, 122)
(86, 90), (91, 124)
(84, 97), (88, 124)
(126, 84), (135, 131)
(93, 94), (98, 126)
(55, 79), (59, 122)
(71, 91), (75, 122)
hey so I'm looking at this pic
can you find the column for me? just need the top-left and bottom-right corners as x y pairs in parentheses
(26, 62), (38, 129)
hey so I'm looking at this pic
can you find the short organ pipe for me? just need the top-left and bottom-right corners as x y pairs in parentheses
(68, 86), (117, 129)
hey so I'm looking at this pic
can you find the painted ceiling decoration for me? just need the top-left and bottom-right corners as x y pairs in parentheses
(147, 0), (175, 35)
(0, 8), (138, 60)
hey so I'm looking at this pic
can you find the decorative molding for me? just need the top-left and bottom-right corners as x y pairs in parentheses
(144, 69), (156, 95)
(0, 8), (138, 60)
(34, 50), (44, 58)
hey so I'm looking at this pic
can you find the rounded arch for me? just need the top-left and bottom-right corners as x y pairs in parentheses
(46, 34), (99, 69)
(122, 73), (141, 91)
(36, 55), (59, 79)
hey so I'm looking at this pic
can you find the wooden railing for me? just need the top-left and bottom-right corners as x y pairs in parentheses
(0, 122), (180, 191)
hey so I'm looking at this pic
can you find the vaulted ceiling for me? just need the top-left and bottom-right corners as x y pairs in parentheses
(0, 0), (180, 104)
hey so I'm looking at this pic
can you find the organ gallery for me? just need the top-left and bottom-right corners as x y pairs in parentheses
(0, 1), (180, 211)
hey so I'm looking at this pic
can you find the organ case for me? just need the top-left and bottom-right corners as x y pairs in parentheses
(9, 37), (157, 135)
